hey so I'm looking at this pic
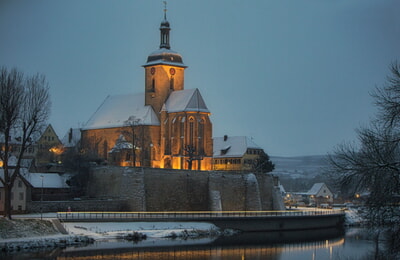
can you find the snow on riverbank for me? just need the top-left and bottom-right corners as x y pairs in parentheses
(344, 208), (365, 226)
(0, 217), (223, 253)
(64, 221), (220, 240)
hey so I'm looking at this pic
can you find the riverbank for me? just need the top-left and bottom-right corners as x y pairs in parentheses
(0, 209), (360, 255)
(0, 218), (93, 253)
(0, 216), (227, 254)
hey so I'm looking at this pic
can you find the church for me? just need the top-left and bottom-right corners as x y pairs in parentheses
(80, 11), (213, 170)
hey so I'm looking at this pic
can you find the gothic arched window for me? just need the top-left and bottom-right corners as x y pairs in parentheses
(198, 118), (205, 154)
(189, 116), (195, 146)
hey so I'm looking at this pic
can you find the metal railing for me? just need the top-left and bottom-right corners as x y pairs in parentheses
(57, 209), (345, 221)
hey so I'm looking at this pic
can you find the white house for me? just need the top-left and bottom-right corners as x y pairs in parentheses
(306, 183), (334, 205)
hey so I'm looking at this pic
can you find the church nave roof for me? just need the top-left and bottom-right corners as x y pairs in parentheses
(83, 93), (160, 130)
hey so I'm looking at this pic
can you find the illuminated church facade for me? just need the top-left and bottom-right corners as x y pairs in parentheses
(80, 12), (213, 170)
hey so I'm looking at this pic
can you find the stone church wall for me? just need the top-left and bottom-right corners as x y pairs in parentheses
(88, 166), (279, 211)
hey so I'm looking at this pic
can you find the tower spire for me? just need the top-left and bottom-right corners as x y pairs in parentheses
(160, 1), (170, 49)
(163, 1), (167, 20)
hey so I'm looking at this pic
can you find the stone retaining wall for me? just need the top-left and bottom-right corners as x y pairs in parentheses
(86, 167), (283, 211)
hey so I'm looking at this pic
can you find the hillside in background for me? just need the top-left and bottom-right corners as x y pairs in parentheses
(270, 155), (333, 192)
(272, 155), (329, 176)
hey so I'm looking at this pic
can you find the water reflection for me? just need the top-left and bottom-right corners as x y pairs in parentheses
(58, 228), (347, 260)
(58, 239), (345, 260)
(2, 228), (375, 260)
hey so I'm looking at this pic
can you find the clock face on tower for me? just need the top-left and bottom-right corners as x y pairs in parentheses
(150, 67), (155, 75)
(169, 68), (175, 75)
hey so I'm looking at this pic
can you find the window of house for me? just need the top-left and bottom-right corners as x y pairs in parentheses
(170, 77), (174, 90)
(18, 205), (22, 211)
(18, 180), (22, 188)
(19, 192), (24, 201)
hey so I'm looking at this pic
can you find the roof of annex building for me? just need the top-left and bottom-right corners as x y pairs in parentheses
(213, 136), (262, 158)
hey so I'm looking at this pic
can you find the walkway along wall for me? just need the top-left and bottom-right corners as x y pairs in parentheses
(87, 166), (285, 211)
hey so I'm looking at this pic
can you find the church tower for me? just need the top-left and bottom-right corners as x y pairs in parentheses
(143, 8), (187, 118)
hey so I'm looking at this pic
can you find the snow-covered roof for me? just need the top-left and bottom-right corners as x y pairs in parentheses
(164, 89), (210, 113)
(213, 136), (261, 158)
(83, 93), (160, 130)
(109, 135), (133, 153)
(21, 172), (69, 189)
(143, 48), (186, 68)
(61, 128), (81, 148)
(307, 183), (327, 195)
(0, 169), (69, 189)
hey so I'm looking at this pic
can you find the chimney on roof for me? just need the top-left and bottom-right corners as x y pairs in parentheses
(224, 135), (228, 141)
(68, 128), (73, 143)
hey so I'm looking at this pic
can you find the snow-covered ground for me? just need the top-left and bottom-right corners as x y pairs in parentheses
(13, 213), (220, 241)
(64, 221), (219, 240)
(1, 214), (223, 252)
(62, 221), (222, 250)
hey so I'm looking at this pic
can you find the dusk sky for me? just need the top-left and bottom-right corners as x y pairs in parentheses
(1, 0), (399, 157)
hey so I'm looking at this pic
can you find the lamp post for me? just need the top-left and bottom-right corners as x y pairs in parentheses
(40, 175), (44, 220)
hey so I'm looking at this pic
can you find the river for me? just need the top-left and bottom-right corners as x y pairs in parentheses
(2, 227), (379, 260)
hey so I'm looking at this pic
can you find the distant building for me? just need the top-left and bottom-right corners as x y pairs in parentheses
(0, 124), (63, 171)
(307, 183), (333, 205)
(292, 182), (334, 206)
(213, 135), (266, 172)
(0, 129), (37, 166)
(80, 11), (213, 170)
(21, 171), (71, 202)
(0, 161), (28, 213)
(0, 159), (70, 213)
(61, 128), (81, 154)
(36, 124), (63, 166)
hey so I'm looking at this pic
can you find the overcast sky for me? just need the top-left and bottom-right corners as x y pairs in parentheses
(1, 0), (399, 157)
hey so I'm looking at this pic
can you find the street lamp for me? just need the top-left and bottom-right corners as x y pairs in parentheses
(40, 175), (44, 220)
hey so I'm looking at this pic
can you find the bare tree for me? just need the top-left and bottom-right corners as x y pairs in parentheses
(123, 116), (141, 167)
(328, 62), (400, 258)
(0, 67), (51, 219)
(372, 62), (400, 128)
(184, 145), (204, 170)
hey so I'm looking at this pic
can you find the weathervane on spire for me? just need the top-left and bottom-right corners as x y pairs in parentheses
(163, 1), (167, 20)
